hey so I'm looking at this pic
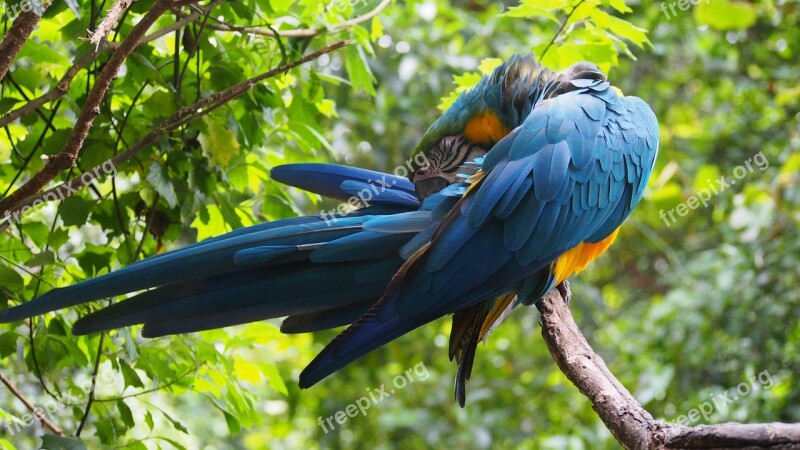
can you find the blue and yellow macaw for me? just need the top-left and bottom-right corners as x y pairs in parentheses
(0, 54), (658, 406)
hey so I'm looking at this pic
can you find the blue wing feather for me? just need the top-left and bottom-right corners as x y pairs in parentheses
(270, 163), (416, 204)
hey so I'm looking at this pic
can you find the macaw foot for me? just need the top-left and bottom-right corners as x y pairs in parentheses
(556, 280), (572, 306)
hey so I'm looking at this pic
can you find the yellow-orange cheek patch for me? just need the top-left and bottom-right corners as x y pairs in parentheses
(464, 111), (510, 144)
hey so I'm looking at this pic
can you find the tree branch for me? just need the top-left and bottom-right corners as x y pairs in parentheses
(88, 0), (136, 46)
(536, 282), (800, 449)
(0, 4), (51, 83)
(75, 331), (105, 437)
(0, 0), (223, 129)
(0, 0), (197, 217)
(539, 0), (586, 60)
(94, 362), (205, 402)
(0, 47), (105, 129)
(0, 39), (351, 222)
(178, 0), (391, 38)
(0, 371), (65, 436)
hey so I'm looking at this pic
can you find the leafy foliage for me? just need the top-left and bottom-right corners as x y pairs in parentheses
(0, 0), (797, 448)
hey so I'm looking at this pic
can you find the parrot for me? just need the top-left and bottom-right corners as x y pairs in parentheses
(0, 54), (659, 406)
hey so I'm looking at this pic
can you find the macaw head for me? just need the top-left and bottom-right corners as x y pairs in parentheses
(408, 72), (517, 199)
(409, 58), (609, 200)
(411, 134), (489, 198)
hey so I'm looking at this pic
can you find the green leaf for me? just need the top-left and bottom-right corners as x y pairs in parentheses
(504, 2), (560, 23)
(157, 438), (187, 450)
(217, 199), (244, 229)
(18, 42), (68, 73)
(0, 332), (20, 359)
(604, 14), (650, 47)
(198, 114), (241, 168)
(25, 250), (56, 268)
(343, 46), (376, 95)
(0, 266), (23, 293)
(39, 435), (87, 450)
(60, 196), (94, 227)
(262, 362), (288, 396)
(161, 410), (189, 434)
(607, 0), (632, 13)
(119, 328), (140, 363)
(63, 0), (82, 18)
(117, 401), (135, 428)
(478, 58), (503, 75)
(123, 441), (148, 450)
(144, 410), (154, 431)
(121, 364), (145, 389)
(76, 246), (113, 277)
(142, 90), (178, 120)
(93, 417), (120, 445)
(146, 163), (178, 208)
(0, 98), (20, 115)
(370, 16), (384, 41)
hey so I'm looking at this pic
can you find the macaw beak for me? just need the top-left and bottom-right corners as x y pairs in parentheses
(414, 176), (449, 199)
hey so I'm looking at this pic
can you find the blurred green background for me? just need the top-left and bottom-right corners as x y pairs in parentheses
(0, 0), (798, 448)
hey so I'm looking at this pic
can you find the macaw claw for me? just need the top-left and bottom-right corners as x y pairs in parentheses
(557, 280), (572, 306)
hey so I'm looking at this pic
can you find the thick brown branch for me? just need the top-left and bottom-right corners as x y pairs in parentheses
(0, 371), (65, 436)
(1, 40), (351, 222)
(660, 423), (800, 449)
(537, 282), (800, 449)
(0, 0), (196, 217)
(0, 5), (50, 83)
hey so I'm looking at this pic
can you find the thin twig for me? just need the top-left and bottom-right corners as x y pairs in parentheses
(2, 100), (63, 196)
(0, 371), (65, 436)
(179, 0), (391, 38)
(94, 362), (205, 402)
(88, 0), (137, 46)
(146, 0), (224, 42)
(539, 0), (586, 60)
(3, 40), (351, 218)
(75, 331), (105, 437)
(26, 195), (71, 404)
(134, 194), (160, 261)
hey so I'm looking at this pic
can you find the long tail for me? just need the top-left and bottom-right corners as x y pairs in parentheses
(0, 165), (427, 338)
